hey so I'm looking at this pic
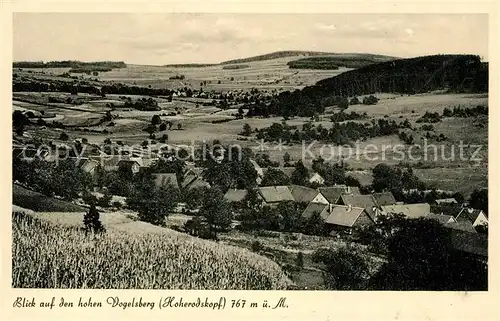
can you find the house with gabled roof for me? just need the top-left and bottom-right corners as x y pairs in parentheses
(448, 229), (487, 260)
(377, 203), (431, 220)
(180, 166), (209, 190)
(339, 194), (378, 221)
(444, 220), (477, 233)
(181, 176), (210, 190)
(455, 208), (488, 227)
(324, 205), (375, 229)
(79, 159), (100, 175)
(289, 185), (328, 205)
(427, 213), (456, 225)
(302, 202), (330, 220)
(257, 186), (294, 206)
(372, 192), (397, 207)
(317, 185), (348, 204)
(264, 167), (325, 185)
(308, 172), (325, 185)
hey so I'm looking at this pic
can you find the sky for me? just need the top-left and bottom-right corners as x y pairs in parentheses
(13, 13), (489, 65)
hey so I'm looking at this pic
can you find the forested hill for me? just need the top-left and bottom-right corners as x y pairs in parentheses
(269, 55), (488, 117)
(220, 51), (336, 64)
(313, 54), (487, 96)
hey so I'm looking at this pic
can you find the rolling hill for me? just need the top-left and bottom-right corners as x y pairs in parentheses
(220, 50), (338, 65)
(268, 54), (488, 117)
(287, 54), (396, 70)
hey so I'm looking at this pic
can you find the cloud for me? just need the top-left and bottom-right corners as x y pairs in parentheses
(314, 18), (415, 40)
(405, 28), (415, 37)
(315, 23), (337, 31)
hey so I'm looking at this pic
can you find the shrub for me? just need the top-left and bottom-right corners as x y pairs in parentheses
(83, 204), (106, 235)
(59, 132), (69, 141)
(362, 95), (379, 105)
(296, 252), (304, 268)
(251, 240), (263, 252)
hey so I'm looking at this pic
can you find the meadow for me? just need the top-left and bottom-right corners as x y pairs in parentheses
(12, 211), (291, 290)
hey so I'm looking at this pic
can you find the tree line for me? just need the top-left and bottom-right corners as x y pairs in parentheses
(13, 60), (126, 69)
(255, 118), (402, 145)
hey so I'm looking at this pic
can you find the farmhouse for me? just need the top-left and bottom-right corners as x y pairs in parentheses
(324, 205), (374, 229)
(338, 194), (378, 221)
(289, 185), (328, 204)
(377, 203), (431, 220)
(444, 220), (477, 233)
(317, 185), (349, 204)
(181, 167), (210, 190)
(301, 202), (330, 220)
(427, 213), (456, 225)
(181, 176), (210, 189)
(265, 167), (325, 185)
(257, 186), (294, 206)
(308, 172), (325, 185)
(448, 230), (488, 260)
(372, 192), (397, 206)
(455, 208), (488, 227)
(79, 159), (100, 177)
(151, 173), (179, 189)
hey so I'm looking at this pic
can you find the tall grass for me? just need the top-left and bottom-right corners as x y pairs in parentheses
(12, 212), (290, 289)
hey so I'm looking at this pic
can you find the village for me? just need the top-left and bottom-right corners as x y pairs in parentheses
(13, 133), (488, 263)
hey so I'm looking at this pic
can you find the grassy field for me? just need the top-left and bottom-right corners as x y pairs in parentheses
(13, 184), (86, 212)
(12, 211), (291, 289)
(414, 167), (488, 196)
(98, 58), (351, 91)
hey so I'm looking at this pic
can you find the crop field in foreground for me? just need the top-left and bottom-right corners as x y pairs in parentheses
(12, 212), (291, 290)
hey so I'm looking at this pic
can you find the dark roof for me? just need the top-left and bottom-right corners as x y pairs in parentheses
(372, 192), (397, 206)
(427, 213), (455, 225)
(80, 159), (100, 173)
(223, 189), (248, 203)
(181, 174), (210, 189)
(445, 220), (477, 233)
(457, 208), (487, 222)
(302, 202), (329, 220)
(318, 186), (347, 204)
(340, 194), (378, 220)
(449, 230), (487, 257)
(258, 186), (294, 203)
(289, 185), (322, 203)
